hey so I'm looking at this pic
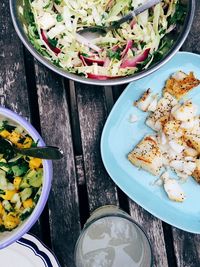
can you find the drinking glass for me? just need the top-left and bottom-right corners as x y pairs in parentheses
(74, 205), (153, 267)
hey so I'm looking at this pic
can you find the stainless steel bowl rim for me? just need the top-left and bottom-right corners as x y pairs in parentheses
(9, 0), (195, 86)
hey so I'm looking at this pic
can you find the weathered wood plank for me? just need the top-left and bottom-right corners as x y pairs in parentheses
(112, 85), (127, 102)
(34, 62), (81, 267)
(76, 84), (119, 212)
(0, 2), (42, 237)
(75, 155), (85, 185)
(172, 229), (200, 267)
(171, 2), (200, 267)
(129, 201), (169, 267)
(0, 2), (30, 115)
(182, 0), (200, 53)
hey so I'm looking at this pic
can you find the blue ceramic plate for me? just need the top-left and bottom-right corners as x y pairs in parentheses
(0, 233), (61, 267)
(101, 52), (200, 233)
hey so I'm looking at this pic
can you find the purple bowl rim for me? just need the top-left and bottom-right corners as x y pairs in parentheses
(0, 107), (53, 249)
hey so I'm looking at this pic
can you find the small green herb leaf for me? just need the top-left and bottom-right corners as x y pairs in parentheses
(48, 38), (58, 48)
(54, 0), (62, 5)
(107, 50), (121, 60)
(56, 14), (63, 22)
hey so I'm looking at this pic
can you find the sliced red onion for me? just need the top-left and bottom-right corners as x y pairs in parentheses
(79, 54), (87, 66)
(112, 45), (120, 52)
(87, 73), (121, 80)
(41, 30), (61, 55)
(105, 0), (114, 10)
(121, 40), (133, 58)
(120, 48), (150, 68)
(82, 56), (105, 66)
(130, 18), (136, 29)
(103, 57), (111, 67)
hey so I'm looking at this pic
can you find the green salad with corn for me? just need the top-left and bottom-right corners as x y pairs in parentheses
(0, 120), (43, 232)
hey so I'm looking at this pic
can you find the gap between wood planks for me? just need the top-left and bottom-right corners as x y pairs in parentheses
(23, 47), (52, 248)
(65, 79), (90, 227)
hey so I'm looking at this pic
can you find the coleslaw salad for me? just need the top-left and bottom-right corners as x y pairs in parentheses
(22, 0), (186, 79)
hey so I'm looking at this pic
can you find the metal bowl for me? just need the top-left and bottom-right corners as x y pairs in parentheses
(10, 0), (195, 86)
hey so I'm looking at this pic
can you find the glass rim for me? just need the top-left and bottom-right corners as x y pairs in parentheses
(74, 212), (153, 267)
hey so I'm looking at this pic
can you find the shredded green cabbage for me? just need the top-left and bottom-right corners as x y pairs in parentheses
(24, 0), (186, 78)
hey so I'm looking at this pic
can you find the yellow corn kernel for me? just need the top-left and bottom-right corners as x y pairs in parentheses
(23, 198), (33, 208)
(7, 131), (20, 145)
(29, 158), (42, 169)
(0, 130), (10, 138)
(17, 136), (32, 149)
(23, 137), (33, 148)
(4, 214), (20, 229)
(1, 190), (17, 201)
(0, 202), (5, 216)
(13, 177), (22, 190)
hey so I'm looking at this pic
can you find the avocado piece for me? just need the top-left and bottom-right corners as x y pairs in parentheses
(2, 200), (13, 212)
(19, 176), (30, 189)
(11, 163), (28, 177)
(28, 169), (43, 188)
(20, 188), (32, 202)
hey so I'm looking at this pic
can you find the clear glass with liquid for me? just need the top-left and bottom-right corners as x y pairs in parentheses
(74, 205), (153, 267)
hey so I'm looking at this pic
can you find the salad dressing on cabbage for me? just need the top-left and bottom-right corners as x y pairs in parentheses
(25, 0), (186, 79)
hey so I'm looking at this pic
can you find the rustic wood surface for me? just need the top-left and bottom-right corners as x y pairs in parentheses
(0, 0), (43, 237)
(0, 0), (200, 266)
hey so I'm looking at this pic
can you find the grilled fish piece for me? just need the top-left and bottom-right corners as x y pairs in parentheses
(172, 101), (198, 122)
(128, 136), (163, 176)
(192, 159), (200, 183)
(146, 92), (177, 131)
(161, 172), (186, 202)
(164, 71), (200, 100)
(184, 134), (200, 155)
(134, 89), (153, 112)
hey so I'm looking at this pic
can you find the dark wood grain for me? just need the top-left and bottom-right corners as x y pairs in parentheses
(129, 201), (169, 267)
(0, 2), (29, 115)
(182, 0), (200, 53)
(34, 62), (81, 267)
(76, 83), (119, 212)
(75, 155), (86, 185)
(173, 229), (200, 267)
(0, 1), (42, 237)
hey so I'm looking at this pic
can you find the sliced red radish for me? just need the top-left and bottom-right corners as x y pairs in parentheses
(120, 48), (150, 68)
(121, 40), (133, 58)
(87, 73), (122, 80)
(41, 30), (61, 55)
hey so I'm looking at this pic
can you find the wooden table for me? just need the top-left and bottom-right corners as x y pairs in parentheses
(1, 1), (200, 266)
